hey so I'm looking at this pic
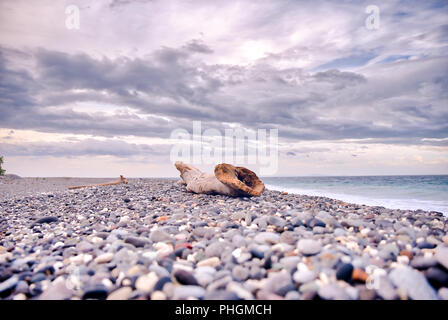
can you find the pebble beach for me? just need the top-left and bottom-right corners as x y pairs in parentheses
(0, 177), (447, 300)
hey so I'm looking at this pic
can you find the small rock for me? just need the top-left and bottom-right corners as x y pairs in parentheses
(135, 272), (158, 292)
(94, 252), (114, 264)
(232, 265), (249, 281)
(389, 266), (438, 300)
(336, 263), (354, 282)
(82, 285), (109, 300)
(197, 257), (221, 268)
(125, 236), (149, 248)
(35, 216), (59, 225)
(150, 230), (171, 242)
(107, 287), (133, 300)
(297, 239), (322, 256)
(253, 232), (280, 244)
(435, 245), (448, 269)
(172, 285), (205, 299)
(173, 270), (198, 286)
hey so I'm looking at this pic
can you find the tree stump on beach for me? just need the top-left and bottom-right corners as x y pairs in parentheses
(175, 162), (265, 197)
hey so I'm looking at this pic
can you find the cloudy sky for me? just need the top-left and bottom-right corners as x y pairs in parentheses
(0, 0), (447, 177)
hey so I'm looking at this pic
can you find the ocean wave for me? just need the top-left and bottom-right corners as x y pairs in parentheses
(265, 183), (448, 215)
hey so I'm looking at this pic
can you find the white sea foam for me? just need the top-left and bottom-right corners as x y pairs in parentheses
(265, 184), (448, 216)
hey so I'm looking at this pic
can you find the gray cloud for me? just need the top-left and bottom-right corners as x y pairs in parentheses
(0, 0), (447, 162)
(0, 139), (171, 158)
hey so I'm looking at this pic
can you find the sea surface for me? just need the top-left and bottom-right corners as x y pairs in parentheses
(263, 175), (448, 215)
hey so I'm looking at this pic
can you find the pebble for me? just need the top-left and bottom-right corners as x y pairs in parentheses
(0, 179), (446, 301)
(135, 272), (158, 292)
(150, 230), (171, 242)
(197, 257), (221, 268)
(94, 252), (114, 264)
(389, 266), (439, 300)
(125, 236), (149, 248)
(172, 285), (205, 299)
(293, 270), (317, 284)
(107, 287), (133, 300)
(318, 283), (350, 300)
(297, 239), (322, 256)
(435, 245), (448, 269)
(34, 216), (59, 224)
(173, 270), (199, 286)
(253, 232), (280, 244)
(336, 263), (354, 282)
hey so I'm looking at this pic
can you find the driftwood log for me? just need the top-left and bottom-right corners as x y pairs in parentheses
(175, 162), (265, 197)
(68, 175), (128, 190)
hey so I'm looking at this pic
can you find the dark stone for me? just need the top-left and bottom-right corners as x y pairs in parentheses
(124, 236), (149, 248)
(425, 267), (448, 289)
(34, 216), (59, 225)
(306, 218), (326, 228)
(124, 198), (131, 203)
(417, 242), (436, 249)
(336, 263), (354, 282)
(0, 275), (18, 298)
(82, 285), (108, 300)
(153, 276), (171, 291)
(30, 273), (46, 283)
(173, 270), (199, 286)
(250, 249), (264, 259)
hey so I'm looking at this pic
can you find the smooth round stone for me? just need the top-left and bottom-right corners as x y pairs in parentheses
(285, 290), (301, 300)
(173, 270), (198, 286)
(30, 273), (46, 283)
(318, 283), (350, 300)
(232, 265), (249, 281)
(204, 290), (239, 300)
(418, 242), (436, 249)
(306, 218), (326, 228)
(266, 271), (295, 296)
(150, 290), (167, 300)
(150, 230), (171, 242)
(124, 236), (149, 248)
(205, 242), (227, 258)
(0, 276), (19, 297)
(334, 228), (347, 237)
(438, 287), (448, 300)
(107, 286), (133, 300)
(153, 276), (172, 291)
(94, 252), (114, 264)
(268, 216), (287, 228)
(172, 285), (205, 299)
(378, 243), (399, 261)
(135, 272), (158, 292)
(14, 281), (29, 294)
(410, 256), (438, 269)
(425, 267), (448, 288)
(279, 256), (301, 271)
(34, 216), (59, 225)
(435, 246), (448, 269)
(389, 266), (438, 300)
(280, 231), (296, 245)
(38, 277), (73, 300)
(253, 232), (280, 244)
(197, 257), (221, 268)
(336, 263), (354, 282)
(293, 270), (317, 284)
(82, 285), (109, 300)
(297, 239), (322, 256)
(76, 240), (94, 253)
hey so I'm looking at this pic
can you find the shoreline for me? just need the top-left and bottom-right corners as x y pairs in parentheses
(0, 178), (447, 300)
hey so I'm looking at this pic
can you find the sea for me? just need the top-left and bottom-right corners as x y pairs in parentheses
(263, 175), (448, 216)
